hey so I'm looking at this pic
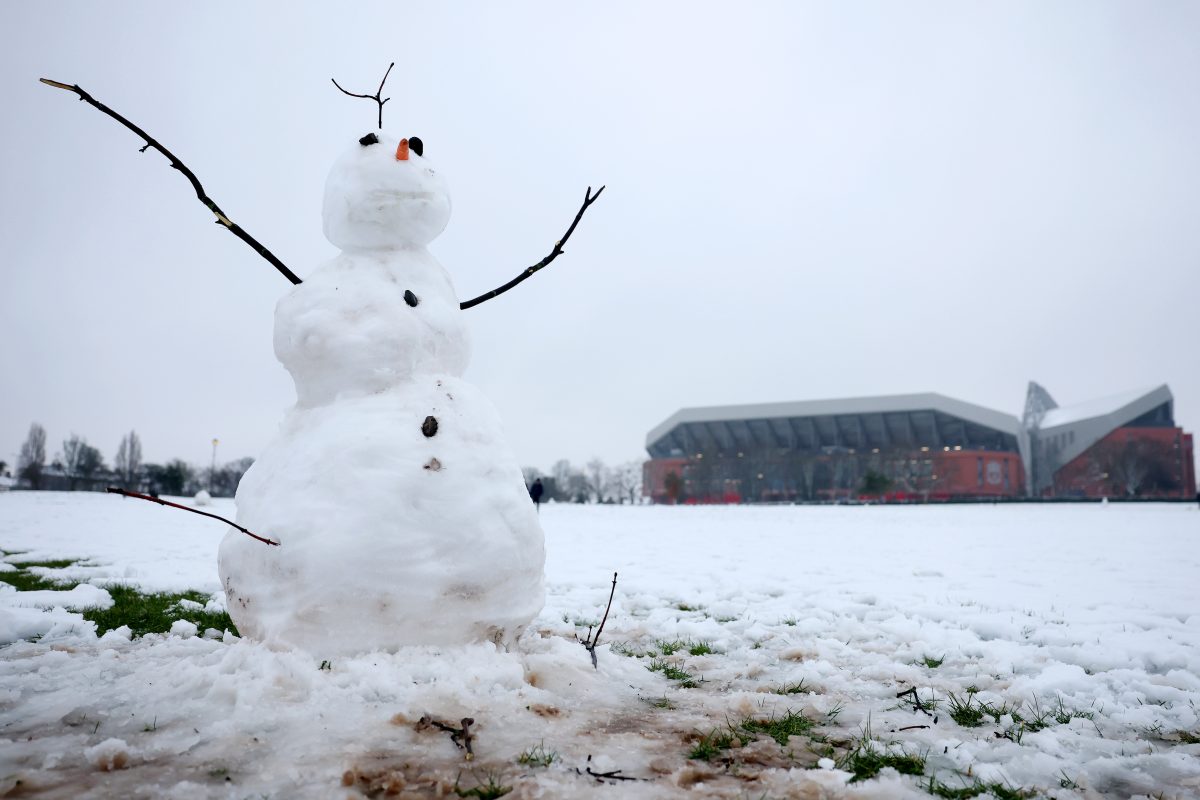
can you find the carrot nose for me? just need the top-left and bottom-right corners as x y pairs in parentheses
(396, 138), (409, 161)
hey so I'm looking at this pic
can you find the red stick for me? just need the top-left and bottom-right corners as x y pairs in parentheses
(106, 487), (279, 546)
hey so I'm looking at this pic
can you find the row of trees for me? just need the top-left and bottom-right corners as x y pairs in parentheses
(522, 458), (644, 504)
(11, 422), (253, 498)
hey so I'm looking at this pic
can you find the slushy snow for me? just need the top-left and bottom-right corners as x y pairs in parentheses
(218, 133), (544, 655)
(2, 493), (1199, 798)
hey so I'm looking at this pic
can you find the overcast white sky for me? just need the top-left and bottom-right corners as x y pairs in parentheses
(2, 2), (1197, 475)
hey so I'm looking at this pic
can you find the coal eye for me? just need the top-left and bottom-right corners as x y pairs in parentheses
(409, 136), (423, 157)
(359, 133), (379, 146)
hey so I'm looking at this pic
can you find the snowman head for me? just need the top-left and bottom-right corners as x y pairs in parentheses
(322, 132), (451, 250)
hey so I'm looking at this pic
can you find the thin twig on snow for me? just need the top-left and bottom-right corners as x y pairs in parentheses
(578, 571), (618, 669)
(416, 715), (475, 761)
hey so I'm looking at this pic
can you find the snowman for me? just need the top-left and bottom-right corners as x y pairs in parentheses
(42, 71), (602, 656)
(219, 132), (548, 655)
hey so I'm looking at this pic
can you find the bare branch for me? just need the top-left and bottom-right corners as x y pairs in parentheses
(416, 715), (475, 760)
(331, 62), (394, 130)
(460, 185), (605, 310)
(40, 78), (303, 286)
(579, 571), (618, 669)
(106, 487), (279, 547)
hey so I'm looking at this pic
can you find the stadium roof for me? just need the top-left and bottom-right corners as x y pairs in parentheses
(1037, 385), (1170, 430)
(646, 392), (1022, 457)
(1026, 384), (1175, 492)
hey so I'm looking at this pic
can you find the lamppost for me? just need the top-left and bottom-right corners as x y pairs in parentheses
(210, 438), (219, 494)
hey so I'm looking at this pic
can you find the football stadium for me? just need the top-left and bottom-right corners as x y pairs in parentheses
(644, 383), (1195, 503)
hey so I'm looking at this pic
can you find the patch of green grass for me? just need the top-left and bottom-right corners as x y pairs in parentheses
(0, 570), (80, 593)
(921, 654), (945, 669)
(980, 699), (1017, 723)
(0, 558), (83, 592)
(740, 709), (815, 746)
(656, 639), (685, 656)
(775, 680), (810, 695)
(645, 696), (675, 710)
(925, 778), (1036, 799)
(9, 558), (81, 569)
(1049, 695), (1094, 724)
(688, 727), (746, 760)
(455, 773), (512, 799)
(714, 615), (738, 623)
(82, 584), (237, 638)
(947, 693), (986, 728)
(687, 640), (717, 656)
(842, 744), (925, 783)
(675, 602), (703, 612)
(1177, 730), (1200, 745)
(648, 658), (699, 688)
(838, 719), (925, 783)
(516, 742), (557, 768)
(609, 641), (641, 658)
(780, 616), (799, 626)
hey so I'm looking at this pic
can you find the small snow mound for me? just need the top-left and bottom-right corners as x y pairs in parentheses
(169, 620), (198, 638)
(193, 490), (212, 506)
(85, 738), (130, 771)
(99, 625), (132, 642)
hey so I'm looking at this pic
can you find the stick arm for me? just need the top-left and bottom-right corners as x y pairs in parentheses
(459, 185), (604, 310)
(40, 78), (303, 286)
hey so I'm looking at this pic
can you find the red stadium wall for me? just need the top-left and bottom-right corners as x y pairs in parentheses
(643, 458), (689, 504)
(923, 450), (1025, 499)
(1052, 426), (1196, 499)
(644, 449), (1025, 504)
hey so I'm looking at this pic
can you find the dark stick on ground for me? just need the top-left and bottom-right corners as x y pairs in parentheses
(105, 487), (279, 547)
(579, 755), (641, 782)
(331, 62), (394, 130)
(895, 686), (936, 719)
(579, 571), (618, 669)
(416, 715), (475, 760)
(39, 78), (303, 286)
(460, 185), (605, 310)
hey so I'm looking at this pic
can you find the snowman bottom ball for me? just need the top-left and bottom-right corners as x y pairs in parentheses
(218, 376), (545, 655)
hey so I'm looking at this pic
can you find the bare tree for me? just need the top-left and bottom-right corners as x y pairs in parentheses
(612, 460), (644, 504)
(1094, 439), (1172, 497)
(17, 423), (48, 490)
(585, 458), (611, 503)
(114, 430), (143, 490)
(210, 457), (255, 497)
(59, 434), (104, 491)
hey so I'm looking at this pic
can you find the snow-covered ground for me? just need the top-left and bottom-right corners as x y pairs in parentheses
(1, 492), (1198, 798)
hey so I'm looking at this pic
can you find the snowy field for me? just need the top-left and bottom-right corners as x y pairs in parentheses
(1, 492), (1198, 798)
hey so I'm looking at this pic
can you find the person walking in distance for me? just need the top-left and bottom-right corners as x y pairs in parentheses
(529, 478), (545, 513)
